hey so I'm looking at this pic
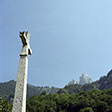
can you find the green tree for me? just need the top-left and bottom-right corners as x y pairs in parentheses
(80, 107), (93, 112)
(40, 90), (47, 96)
(0, 97), (12, 112)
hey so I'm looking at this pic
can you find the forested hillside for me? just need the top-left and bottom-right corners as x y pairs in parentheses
(1, 70), (112, 111)
(0, 80), (59, 100)
(1, 69), (112, 100)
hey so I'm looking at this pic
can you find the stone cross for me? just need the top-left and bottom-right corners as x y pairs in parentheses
(12, 31), (32, 112)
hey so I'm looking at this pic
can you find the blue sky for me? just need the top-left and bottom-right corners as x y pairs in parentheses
(1, 0), (112, 87)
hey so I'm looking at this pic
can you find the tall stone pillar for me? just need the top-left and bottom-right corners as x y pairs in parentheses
(12, 31), (32, 112)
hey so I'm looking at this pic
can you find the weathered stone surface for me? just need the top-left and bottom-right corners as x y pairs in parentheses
(12, 31), (32, 112)
(20, 31), (32, 56)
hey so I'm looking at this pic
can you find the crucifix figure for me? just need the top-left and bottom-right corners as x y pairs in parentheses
(12, 31), (32, 112)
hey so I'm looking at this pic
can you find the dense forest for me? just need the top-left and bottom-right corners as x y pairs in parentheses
(1, 89), (112, 112)
(26, 89), (112, 112)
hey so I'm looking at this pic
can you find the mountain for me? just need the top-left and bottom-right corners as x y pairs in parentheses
(0, 80), (59, 100)
(57, 69), (112, 94)
(99, 69), (112, 90)
(1, 69), (112, 100)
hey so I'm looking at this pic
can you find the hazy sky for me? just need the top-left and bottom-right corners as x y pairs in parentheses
(1, 0), (112, 87)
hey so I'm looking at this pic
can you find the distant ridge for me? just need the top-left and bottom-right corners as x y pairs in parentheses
(0, 80), (59, 100)
(57, 69), (112, 94)
(1, 69), (112, 100)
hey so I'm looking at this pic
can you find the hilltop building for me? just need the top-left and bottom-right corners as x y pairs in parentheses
(79, 73), (93, 85)
(68, 79), (78, 85)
